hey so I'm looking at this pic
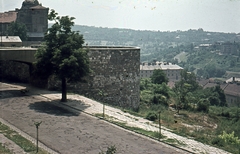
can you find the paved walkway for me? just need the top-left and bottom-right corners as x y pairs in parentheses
(0, 82), (185, 154)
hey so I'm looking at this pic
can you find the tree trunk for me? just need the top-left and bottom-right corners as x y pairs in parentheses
(61, 77), (67, 102)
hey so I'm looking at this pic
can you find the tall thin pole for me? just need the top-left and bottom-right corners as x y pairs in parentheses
(34, 121), (42, 153)
(158, 111), (161, 141)
(1, 22), (2, 47)
(103, 103), (105, 118)
(36, 125), (39, 153)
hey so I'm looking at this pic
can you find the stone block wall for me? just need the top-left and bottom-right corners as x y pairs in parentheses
(0, 61), (30, 82)
(1, 46), (141, 110)
(70, 46), (140, 110)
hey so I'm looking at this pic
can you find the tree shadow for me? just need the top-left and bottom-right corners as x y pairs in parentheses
(28, 99), (89, 116)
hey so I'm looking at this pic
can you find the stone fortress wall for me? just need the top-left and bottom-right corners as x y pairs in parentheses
(1, 46), (141, 110)
(85, 46), (140, 110)
(49, 46), (141, 110)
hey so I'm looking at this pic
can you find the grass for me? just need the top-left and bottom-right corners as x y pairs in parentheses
(137, 105), (240, 153)
(0, 122), (49, 154)
(0, 143), (12, 154)
(95, 112), (192, 148)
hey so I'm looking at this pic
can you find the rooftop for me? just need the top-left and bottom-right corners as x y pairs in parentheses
(140, 62), (183, 70)
(0, 11), (17, 23)
(30, 5), (48, 10)
(0, 36), (22, 43)
(199, 79), (240, 97)
(224, 83), (240, 96)
(226, 77), (240, 83)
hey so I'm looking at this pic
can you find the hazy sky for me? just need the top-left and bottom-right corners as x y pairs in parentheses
(1, 0), (240, 33)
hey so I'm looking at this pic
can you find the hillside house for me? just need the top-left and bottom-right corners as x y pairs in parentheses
(140, 62), (183, 82)
(199, 78), (240, 107)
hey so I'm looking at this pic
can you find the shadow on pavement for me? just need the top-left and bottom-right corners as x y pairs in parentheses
(0, 90), (27, 99)
(28, 100), (82, 116)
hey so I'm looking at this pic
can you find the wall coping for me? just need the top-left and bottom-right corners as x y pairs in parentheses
(84, 46), (140, 50)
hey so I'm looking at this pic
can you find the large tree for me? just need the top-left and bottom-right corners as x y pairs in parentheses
(34, 10), (90, 102)
(7, 22), (27, 41)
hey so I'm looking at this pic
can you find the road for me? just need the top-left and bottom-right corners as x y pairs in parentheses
(0, 82), (184, 154)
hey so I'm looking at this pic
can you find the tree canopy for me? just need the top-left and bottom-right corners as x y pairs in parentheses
(173, 70), (200, 113)
(34, 9), (90, 102)
(150, 69), (168, 84)
(7, 22), (27, 41)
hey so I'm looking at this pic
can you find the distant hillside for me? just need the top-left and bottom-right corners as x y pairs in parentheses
(48, 24), (240, 78)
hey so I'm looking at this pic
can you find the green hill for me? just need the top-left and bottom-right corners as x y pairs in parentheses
(58, 24), (240, 78)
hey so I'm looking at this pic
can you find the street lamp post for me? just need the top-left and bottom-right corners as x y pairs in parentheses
(1, 23), (2, 47)
(34, 121), (42, 153)
(158, 111), (161, 141)
(103, 101), (105, 118)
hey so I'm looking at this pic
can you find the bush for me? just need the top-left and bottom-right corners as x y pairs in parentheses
(211, 137), (225, 147)
(218, 131), (240, 145)
(145, 112), (158, 121)
(197, 100), (210, 113)
(221, 112), (230, 118)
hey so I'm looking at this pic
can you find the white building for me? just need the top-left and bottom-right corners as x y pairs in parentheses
(140, 62), (183, 81)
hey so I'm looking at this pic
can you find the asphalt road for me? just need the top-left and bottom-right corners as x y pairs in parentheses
(0, 82), (184, 154)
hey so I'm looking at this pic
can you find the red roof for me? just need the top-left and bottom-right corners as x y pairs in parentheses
(0, 11), (17, 23)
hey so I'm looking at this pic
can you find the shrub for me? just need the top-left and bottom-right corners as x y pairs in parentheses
(197, 100), (210, 113)
(221, 111), (230, 118)
(145, 112), (158, 121)
(218, 131), (240, 145)
(211, 137), (225, 147)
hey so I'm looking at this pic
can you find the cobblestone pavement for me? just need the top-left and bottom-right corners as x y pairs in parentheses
(0, 82), (186, 154)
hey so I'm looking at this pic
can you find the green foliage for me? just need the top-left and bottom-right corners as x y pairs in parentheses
(197, 99), (210, 113)
(200, 85), (227, 107)
(99, 145), (116, 154)
(140, 78), (152, 90)
(0, 143), (11, 154)
(145, 111), (158, 121)
(7, 22), (27, 41)
(173, 70), (201, 112)
(211, 137), (225, 147)
(204, 64), (226, 78)
(34, 10), (90, 101)
(219, 131), (240, 145)
(153, 82), (170, 99)
(150, 69), (168, 84)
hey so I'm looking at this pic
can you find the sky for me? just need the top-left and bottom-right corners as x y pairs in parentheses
(1, 0), (240, 33)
